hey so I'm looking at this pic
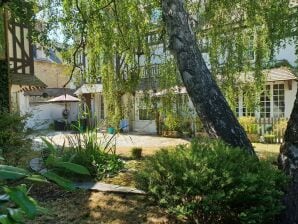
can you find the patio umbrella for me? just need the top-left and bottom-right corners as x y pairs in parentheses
(47, 94), (80, 120)
(47, 94), (80, 103)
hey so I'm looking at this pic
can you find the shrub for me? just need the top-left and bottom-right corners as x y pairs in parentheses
(0, 143), (90, 224)
(131, 147), (142, 159)
(164, 114), (181, 131)
(238, 116), (258, 134)
(0, 112), (28, 150)
(61, 128), (124, 179)
(194, 117), (204, 132)
(273, 119), (288, 136)
(0, 112), (31, 165)
(136, 139), (287, 224)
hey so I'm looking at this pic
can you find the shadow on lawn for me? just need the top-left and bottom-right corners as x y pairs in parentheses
(28, 182), (170, 224)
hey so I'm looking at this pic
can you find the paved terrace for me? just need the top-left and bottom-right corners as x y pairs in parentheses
(31, 131), (190, 155)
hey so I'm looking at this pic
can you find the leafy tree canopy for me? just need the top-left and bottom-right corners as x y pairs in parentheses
(2, 0), (298, 115)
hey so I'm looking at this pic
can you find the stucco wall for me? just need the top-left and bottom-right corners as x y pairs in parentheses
(24, 100), (79, 130)
(285, 80), (297, 118)
(34, 61), (73, 88)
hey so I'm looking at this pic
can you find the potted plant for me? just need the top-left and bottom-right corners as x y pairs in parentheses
(107, 113), (120, 134)
(163, 114), (182, 138)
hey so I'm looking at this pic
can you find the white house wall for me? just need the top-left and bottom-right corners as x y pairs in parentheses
(285, 80), (297, 117)
(93, 93), (101, 122)
(237, 80), (297, 119)
(24, 100), (79, 130)
(133, 119), (156, 133)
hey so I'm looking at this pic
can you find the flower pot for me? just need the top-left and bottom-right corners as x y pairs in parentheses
(108, 127), (116, 134)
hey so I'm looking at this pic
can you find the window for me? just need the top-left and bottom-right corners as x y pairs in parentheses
(273, 84), (285, 118)
(138, 97), (154, 120)
(242, 106), (255, 117)
(140, 64), (160, 79)
(260, 85), (271, 118)
(235, 92), (255, 117)
(242, 90), (255, 117)
(235, 105), (240, 117)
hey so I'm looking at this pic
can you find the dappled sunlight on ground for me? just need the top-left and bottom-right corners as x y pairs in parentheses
(29, 184), (169, 224)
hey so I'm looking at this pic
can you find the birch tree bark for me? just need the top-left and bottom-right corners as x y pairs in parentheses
(161, 0), (255, 154)
(277, 88), (298, 224)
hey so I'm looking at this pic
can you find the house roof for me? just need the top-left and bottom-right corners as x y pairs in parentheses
(266, 68), (297, 82)
(11, 73), (47, 88)
(74, 84), (103, 95)
(236, 67), (297, 83)
(24, 88), (75, 97)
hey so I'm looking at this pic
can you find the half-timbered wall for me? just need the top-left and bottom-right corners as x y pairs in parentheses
(7, 20), (34, 75)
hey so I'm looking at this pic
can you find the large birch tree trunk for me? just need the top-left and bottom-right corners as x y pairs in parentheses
(277, 88), (298, 224)
(161, 0), (255, 154)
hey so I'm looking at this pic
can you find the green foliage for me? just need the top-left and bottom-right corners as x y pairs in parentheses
(44, 127), (124, 179)
(131, 147), (142, 159)
(0, 165), (29, 180)
(238, 116), (259, 134)
(0, 112), (31, 166)
(164, 114), (181, 132)
(273, 119), (288, 136)
(0, 151), (89, 223)
(136, 139), (287, 224)
(194, 117), (204, 132)
(0, 112), (27, 149)
(37, 0), (298, 127)
(0, 184), (40, 223)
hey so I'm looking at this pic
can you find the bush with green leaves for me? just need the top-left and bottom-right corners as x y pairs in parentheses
(0, 151), (90, 223)
(131, 147), (142, 159)
(54, 127), (124, 179)
(0, 112), (31, 165)
(136, 139), (288, 224)
(238, 116), (259, 134)
(164, 114), (181, 132)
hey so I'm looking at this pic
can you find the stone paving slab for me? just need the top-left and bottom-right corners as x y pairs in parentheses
(75, 182), (146, 195)
(30, 157), (145, 195)
(29, 157), (48, 174)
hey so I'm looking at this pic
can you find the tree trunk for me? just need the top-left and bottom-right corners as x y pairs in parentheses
(0, 9), (10, 112)
(277, 88), (298, 224)
(161, 0), (254, 154)
(0, 60), (9, 111)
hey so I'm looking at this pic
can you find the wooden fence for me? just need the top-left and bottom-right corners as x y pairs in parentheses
(252, 118), (288, 144)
